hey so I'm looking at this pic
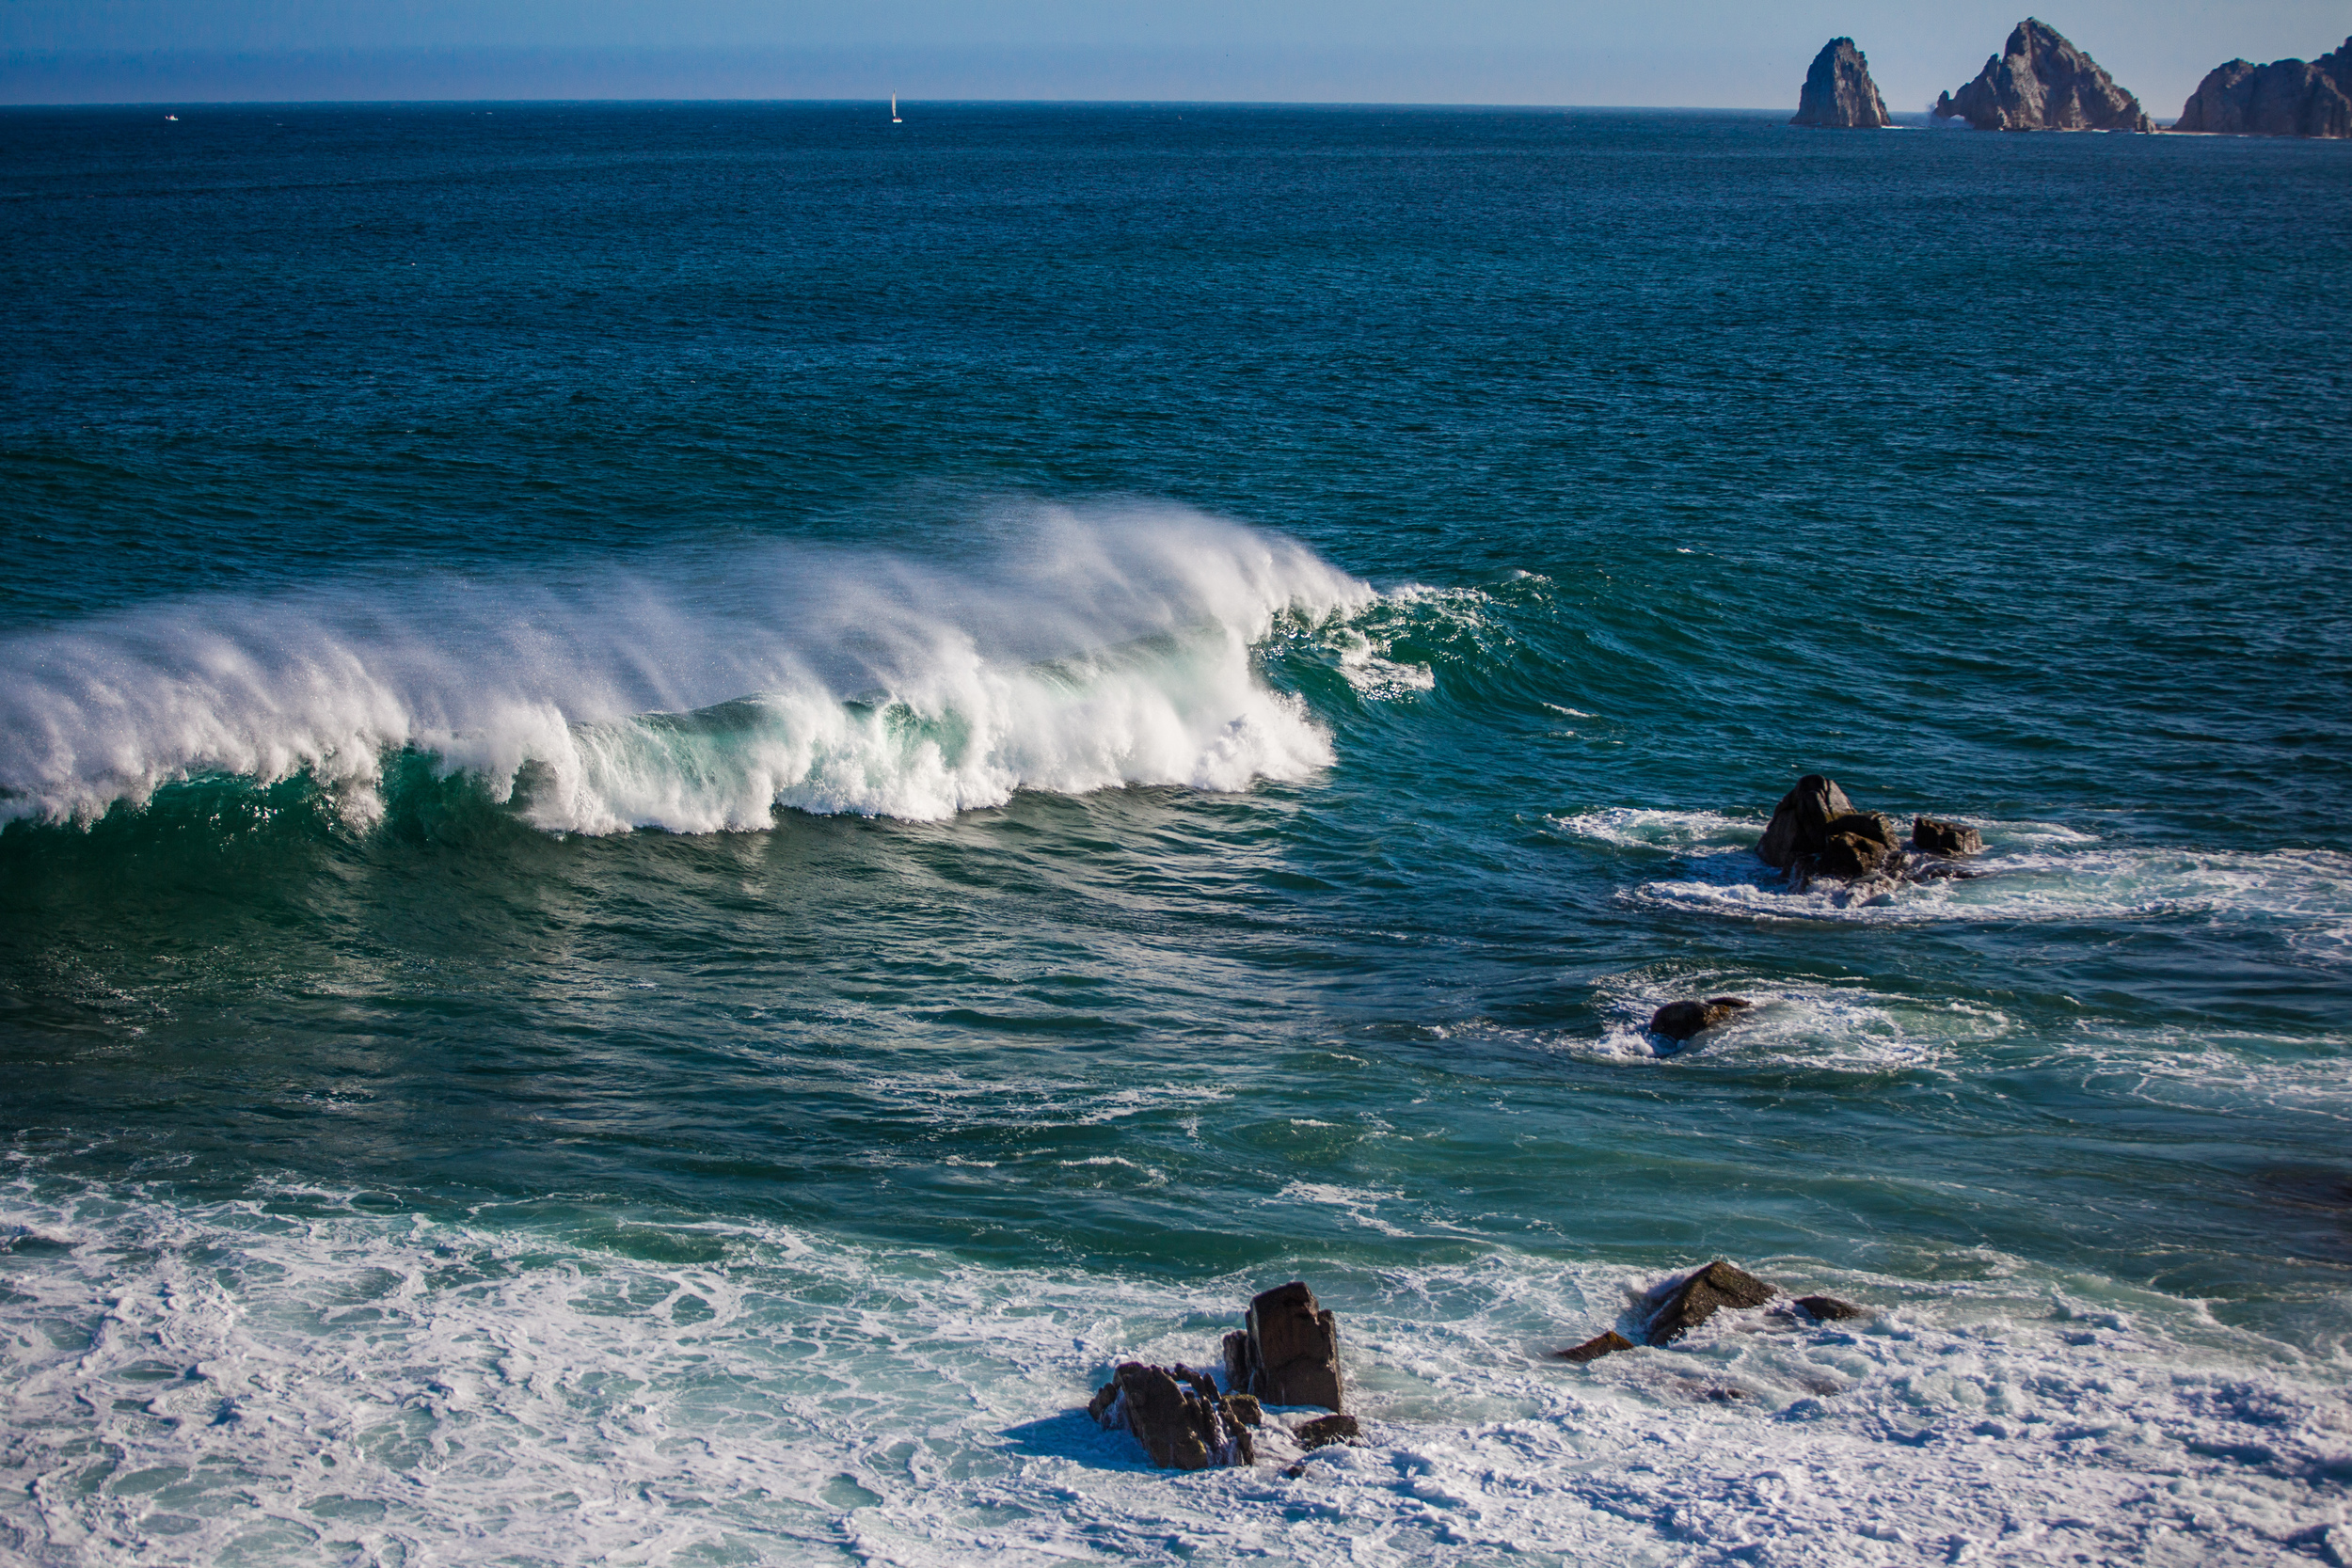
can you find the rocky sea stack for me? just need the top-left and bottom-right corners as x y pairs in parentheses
(1791, 39), (1892, 129)
(2175, 39), (2352, 137)
(1935, 19), (2153, 132)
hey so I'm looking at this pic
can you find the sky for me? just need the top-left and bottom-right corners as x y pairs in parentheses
(4, 1), (2349, 113)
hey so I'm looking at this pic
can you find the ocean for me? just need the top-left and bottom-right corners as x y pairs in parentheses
(2, 101), (2349, 1566)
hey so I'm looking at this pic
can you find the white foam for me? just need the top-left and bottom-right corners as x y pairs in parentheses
(0, 504), (1375, 833)
(2, 1179), (2344, 1567)
(1579, 973), (2014, 1072)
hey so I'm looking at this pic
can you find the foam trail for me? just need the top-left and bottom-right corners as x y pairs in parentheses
(0, 503), (1375, 833)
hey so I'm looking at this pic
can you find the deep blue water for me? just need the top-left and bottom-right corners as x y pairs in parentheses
(2, 103), (2349, 1567)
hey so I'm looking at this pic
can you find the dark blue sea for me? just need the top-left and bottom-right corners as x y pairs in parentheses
(3, 102), (2350, 1566)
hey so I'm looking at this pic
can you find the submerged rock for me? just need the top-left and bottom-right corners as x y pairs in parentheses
(1089, 1362), (1255, 1470)
(1794, 1294), (1870, 1323)
(1223, 1281), (1345, 1413)
(2175, 40), (2352, 137)
(1649, 997), (1751, 1041)
(1556, 1329), (1636, 1364)
(1756, 775), (1855, 869)
(1292, 1414), (1361, 1449)
(1912, 816), (1983, 856)
(1645, 1259), (1777, 1345)
(1791, 39), (1892, 129)
(1934, 19), (2153, 132)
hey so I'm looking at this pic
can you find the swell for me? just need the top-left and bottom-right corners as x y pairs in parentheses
(0, 503), (1375, 837)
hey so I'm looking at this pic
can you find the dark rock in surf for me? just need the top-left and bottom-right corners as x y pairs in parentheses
(1934, 19), (2153, 132)
(1912, 816), (1983, 857)
(2175, 40), (2352, 137)
(1815, 830), (1894, 880)
(1649, 997), (1752, 1041)
(1223, 1393), (1263, 1427)
(1292, 1414), (1361, 1450)
(1756, 775), (1855, 869)
(1556, 1329), (1637, 1364)
(1794, 1294), (1870, 1323)
(1791, 39), (1892, 129)
(1223, 1281), (1345, 1413)
(1646, 1259), (1778, 1345)
(1090, 1361), (1255, 1470)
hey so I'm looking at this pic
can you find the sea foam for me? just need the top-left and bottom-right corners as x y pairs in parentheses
(0, 504), (1375, 834)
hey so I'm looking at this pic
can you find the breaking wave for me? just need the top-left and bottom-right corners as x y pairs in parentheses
(0, 504), (1377, 835)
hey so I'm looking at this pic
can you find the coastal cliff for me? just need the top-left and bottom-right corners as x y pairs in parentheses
(1934, 18), (2153, 131)
(1790, 39), (1891, 129)
(2175, 38), (2352, 137)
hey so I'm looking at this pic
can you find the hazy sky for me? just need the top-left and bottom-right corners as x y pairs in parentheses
(6, 1), (2349, 113)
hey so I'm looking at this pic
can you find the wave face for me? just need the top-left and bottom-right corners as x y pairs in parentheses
(0, 505), (1372, 833)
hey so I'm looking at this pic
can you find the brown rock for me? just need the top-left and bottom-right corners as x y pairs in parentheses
(1791, 38), (1892, 130)
(1556, 1329), (1636, 1364)
(1912, 816), (1983, 857)
(1648, 997), (1751, 1041)
(1224, 1393), (1263, 1427)
(1292, 1414), (1361, 1449)
(1646, 1259), (1777, 1345)
(1794, 1295), (1869, 1323)
(1226, 1282), (1345, 1413)
(1934, 19), (2153, 132)
(2176, 40), (2352, 137)
(1090, 1362), (1255, 1470)
(1814, 831), (1893, 880)
(1756, 774), (1854, 869)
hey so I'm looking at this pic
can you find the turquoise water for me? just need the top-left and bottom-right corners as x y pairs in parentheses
(3, 103), (2350, 1565)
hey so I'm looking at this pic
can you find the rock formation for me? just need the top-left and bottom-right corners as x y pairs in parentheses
(1089, 1362), (1255, 1470)
(1648, 997), (1750, 1041)
(1756, 774), (1854, 869)
(2175, 39), (2352, 137)
(1291, 1414), (1361, 1449)
(1934, 19), (2153, 131)
(1794, 1294), (1869, 1323)
(1791, 38), (1892, 129)
(1224, 1281), (1345, 1413)
(1645, 1259), (1777, 1345)
(1556, 1329), (1635, 1363)
(1912, 816), (1983, 857)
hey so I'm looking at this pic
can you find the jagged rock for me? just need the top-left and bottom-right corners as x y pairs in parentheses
(1912, 816), (1983, 856)
(1791, 39), (1892, 129)
(1648, 997), (1751, 1041)
(1223, 1281), (1344, 1413)
(2175, 40), (2352, 137)
(1089, 1361), (1254, 1470)
(1795, 1294), (1869, 1323)
(1645, 1259), (1777, 1345)
(1934, 19), (2153, 132)
(1292, 1414), (1361, 1449)
(1756, 775), (1855, 869)
(1224, 1393), (1263, 1426)
(1556, 1329), (1636, 1364)
(1816, 830), (1893, 879)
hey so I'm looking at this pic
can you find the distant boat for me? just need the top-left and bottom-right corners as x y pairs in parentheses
(891, 94), (902, 125)
(165, 114), (177, 121)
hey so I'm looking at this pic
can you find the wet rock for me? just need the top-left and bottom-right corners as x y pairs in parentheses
(1756, 774), (1854, 869)
(1224, 1281), (1345, 1413)
(1934, 19), (2153, 132)
(1815, 830), (1894, 880)
(1224, 1393), (1263, 1427)
(1912, 816), (1983, 857)
(1292, 1414), (1361, 1449)
(1791, 38), (1892, 129)
(1795, 1294), (1870, 1323)
(1645, 1259), (1777, 1346)
(2175, 40), (2352, 137)
(1090, 1362), (1255, 1470)
(1556, 1329), (1636, 1364)
(1648, 997), (1751, 1041)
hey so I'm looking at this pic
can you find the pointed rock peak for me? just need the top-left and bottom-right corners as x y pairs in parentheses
(1791, 38), (1892, 129)
(1935, 18), (2152, 132)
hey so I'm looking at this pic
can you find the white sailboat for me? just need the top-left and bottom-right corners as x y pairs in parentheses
(891, 94), (902, 125)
